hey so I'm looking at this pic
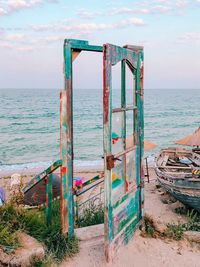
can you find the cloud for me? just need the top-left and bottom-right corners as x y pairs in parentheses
(0, 33), (26, 43)
(77, 10), (102, 19)
(77, 7), (150, 19)
(0, 7), (7, 16)
(17, 45), (34, 51)
(5, 33), (25, 41)
(115, 17), (146, 28)
(73, 23), (109, 31)
(76, 4), (173, 20)
(176, 0), (188, 9)
(154, 0), (170, 3)
(8, 0), (34, 11)
(44, 36), (63, 42)
(43, 32), (91, 43)
(177, 32), (200, 44)
(0, 42), (13, 49)
(0, 32), (35, 52)
(0, 16), (146, 51)
(0, 0), (58, 15)
(151, 5), (171, 13)
(31, 18), (146, 33)
(76, 1), (195, 19)
(109, 7), (150, 15)
(2, 0), (42, 13)
(0, 41), (34, 51)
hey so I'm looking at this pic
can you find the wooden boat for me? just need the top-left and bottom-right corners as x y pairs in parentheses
(155, 147), (200, 213)
(23, 173), (60, 206)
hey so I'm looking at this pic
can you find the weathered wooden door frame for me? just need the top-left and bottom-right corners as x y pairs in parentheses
(103, 43), (144, 261)
(61, 39), (103, 235)
(61, 41), (144, 257)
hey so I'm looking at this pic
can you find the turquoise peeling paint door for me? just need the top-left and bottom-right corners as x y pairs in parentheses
(103, 43), (144, 261)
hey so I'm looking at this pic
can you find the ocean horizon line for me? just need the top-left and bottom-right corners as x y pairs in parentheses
(0, 88), (200, 90)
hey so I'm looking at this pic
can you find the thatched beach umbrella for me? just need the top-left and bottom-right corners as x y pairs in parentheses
(144, 140), (157, 151)
(175, 127), (200, 147)
(126, 136), (157, 151)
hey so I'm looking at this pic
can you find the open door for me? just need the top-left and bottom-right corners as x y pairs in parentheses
(103, 43), (144, 261)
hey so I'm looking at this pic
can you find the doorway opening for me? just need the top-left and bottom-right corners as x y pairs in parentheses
(61, 39), (144, 261)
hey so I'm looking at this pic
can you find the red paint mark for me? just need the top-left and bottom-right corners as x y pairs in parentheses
(104, 88), (109, 124)
(112, 137), (119, 144)
(61, 166), (67, 174)
(125, 180), (128, 191)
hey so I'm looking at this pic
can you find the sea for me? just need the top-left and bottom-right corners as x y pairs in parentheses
(0, 88), (199, 175)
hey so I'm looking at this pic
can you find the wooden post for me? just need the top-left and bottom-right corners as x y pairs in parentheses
(60, 42), (74, 237)
(46, 173), (53, 225)
(145, 157), (150, 183)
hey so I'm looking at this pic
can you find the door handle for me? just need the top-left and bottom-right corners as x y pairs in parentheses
(114, 157), (122, 162)
(106, 155), (121, 170)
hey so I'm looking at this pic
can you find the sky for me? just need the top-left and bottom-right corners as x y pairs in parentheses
(0, 0), (200, 89)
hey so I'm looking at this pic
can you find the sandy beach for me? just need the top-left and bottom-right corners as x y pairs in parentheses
(62, 169), (200, 267)
(1, 167), (200, 267)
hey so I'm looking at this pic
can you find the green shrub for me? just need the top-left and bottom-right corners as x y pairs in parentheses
(143, 217), (156, 237)
(0, 200), (78, 263)
(165, 224), (185, 240)
(0, 225), (19, 249)
(22, 201), (79, 262)
(0, 203), (23, 250)
(76, 203), (104, 228)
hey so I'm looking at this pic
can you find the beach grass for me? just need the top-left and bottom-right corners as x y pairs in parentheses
(142, 205), (200, 241)
(76, 202), (104, 228)
(143, 216), (157, 238)
(0, 200), (79, 264)
(0, 203), (23, 251)
(165, 223), (185, 240)
(165, 207), (200, 240)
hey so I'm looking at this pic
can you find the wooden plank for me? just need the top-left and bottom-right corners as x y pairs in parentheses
(46, 173), (53, 225)
(121, 59), (126, 194)
(103, 43), (144, 262)
(60, 42), (74, 237)
(65, 44), (74, 237)
(112, 106), (137, 113)
(60, 90), (68, 234)
(162, 155), (169, 166)
(82, 173), (104, 187)
(103, 44), (113, 260)
(22, 159), (62, 194)
(64, 39), (103, 52)
(135, 49), (144, 218)
(159, 165), (191, 170)
(107, 44), (139, 69)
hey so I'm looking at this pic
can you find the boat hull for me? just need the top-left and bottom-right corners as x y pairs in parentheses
(23, 174), (60, 206)
(156, 168), (200, 213)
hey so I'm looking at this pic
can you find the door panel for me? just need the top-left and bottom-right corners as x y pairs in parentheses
(103, 43), (144, 261)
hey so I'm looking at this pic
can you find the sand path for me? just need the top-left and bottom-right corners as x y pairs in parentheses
(61, 170), (200, 267)
(62, 230), (200, 267)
